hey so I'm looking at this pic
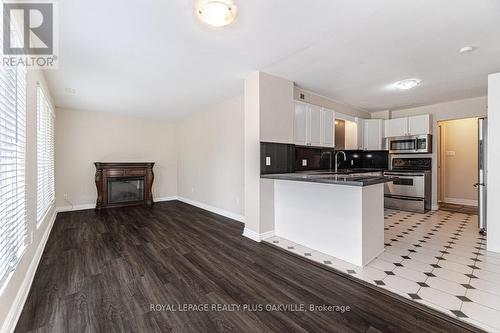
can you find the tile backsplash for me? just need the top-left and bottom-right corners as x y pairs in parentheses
(261, 142), (389, 174)
(260, 142), (295, 174)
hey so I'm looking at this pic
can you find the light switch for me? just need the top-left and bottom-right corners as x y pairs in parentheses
(446, 151), (456, 156)
(302, 159), (307, 166)
(265, 157), (271, 166)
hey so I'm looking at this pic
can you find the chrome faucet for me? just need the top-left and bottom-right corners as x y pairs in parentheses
(321, 151), (333, 172)
(334, 151), (347, 173)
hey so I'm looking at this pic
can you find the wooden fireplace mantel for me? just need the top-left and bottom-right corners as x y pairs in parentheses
(94, 162), (154, 210)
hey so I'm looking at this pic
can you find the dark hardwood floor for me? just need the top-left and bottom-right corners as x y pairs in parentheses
(15, 201), (481, 333)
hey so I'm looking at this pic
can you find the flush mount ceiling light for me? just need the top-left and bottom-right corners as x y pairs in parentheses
(197, 0), (237, 27)
(392, 78), (421, 90)
(459, 46), (475, 54)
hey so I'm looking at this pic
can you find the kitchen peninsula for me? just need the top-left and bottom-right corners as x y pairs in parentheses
(261, 171), (394, 266)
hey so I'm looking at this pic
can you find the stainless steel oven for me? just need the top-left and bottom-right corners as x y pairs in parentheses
(384, 158), (432, 213)
(387, 134), (432, 154)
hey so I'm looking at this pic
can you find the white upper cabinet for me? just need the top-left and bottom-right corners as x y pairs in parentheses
(384, 117), (408, 137)
(408, 114), (431, 135)
(293, 101), (335, 147)
(293, 101), (308, 145)
(321, 108), (335, 148)
(363, 119), (384, 150)
(384, 114), (431, 137)
(309, 104), (322, 146)
(356, 118), (364, 150)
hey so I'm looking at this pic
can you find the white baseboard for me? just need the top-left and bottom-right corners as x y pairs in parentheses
(177, 196), (244, 222)
(242, 227), (275, 242)
(155, 196), (178, 202)
(56, 196), (178, 213)
(1, 209), (57, 333)
(443, 197), (478, 207)
(56, 203), (95, 212)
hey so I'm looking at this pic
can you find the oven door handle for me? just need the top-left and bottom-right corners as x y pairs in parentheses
(384, 194), (424, 201)
(384, 172), (425, 177)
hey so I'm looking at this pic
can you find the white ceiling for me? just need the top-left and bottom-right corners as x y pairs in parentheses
(45, 0), (500, 117)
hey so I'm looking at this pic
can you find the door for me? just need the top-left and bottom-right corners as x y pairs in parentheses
(294, 101), (308, 145)
(308, 104), (322, 146)
(477, 117), (487, 232)
(385, 118), (408, 137)
(408, 115), (431, 135)
(322, 108), (335, 147)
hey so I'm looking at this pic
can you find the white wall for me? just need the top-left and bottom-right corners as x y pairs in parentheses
(177, 95), (244, 218)
(487, 73), (500, 253)
(0, 71), (57, 333)
(244, 72), (262, 236)
(389, 96), (487, 208)
(294, 87), (371, 119)
(260, 74), (294, 143)
(55, 109), (178, 209)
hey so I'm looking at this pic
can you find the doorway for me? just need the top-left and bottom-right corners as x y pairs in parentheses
(437, 117), (479, 214)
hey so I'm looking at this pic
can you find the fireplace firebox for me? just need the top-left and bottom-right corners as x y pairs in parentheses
(94, 162), (154, 209)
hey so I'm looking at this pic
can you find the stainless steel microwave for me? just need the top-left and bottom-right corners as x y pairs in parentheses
(386, 134), (432, 154)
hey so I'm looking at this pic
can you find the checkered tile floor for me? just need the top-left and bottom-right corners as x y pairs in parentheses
(264, 209), (500, 332)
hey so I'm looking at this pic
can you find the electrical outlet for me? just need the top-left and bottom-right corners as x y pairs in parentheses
(191, 187), (195, 193)
(302, 159), (307, 167)
(63, 193), (68, 200)
(265, 157), (271, 166)
(351, 160), (354, 166)
(235, 197), (240, 206)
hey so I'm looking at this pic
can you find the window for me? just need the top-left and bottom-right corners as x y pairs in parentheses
(0, 62), (27, 289)
(36, 86), (55, 224)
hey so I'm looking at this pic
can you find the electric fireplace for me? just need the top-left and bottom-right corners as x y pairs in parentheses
(94, 162), (154, 209)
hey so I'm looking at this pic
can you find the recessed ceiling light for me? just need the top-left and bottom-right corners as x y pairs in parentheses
(459, 46), (475, 54)
(197, 0), (237, 27)
(392, 78), (421, 90)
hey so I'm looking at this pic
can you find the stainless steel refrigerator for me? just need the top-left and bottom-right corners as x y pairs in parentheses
(476, 117), (487, 234)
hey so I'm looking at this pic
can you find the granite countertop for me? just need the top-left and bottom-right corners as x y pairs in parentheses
(261, 171), (396, 187)
(295, 168), (387, 175)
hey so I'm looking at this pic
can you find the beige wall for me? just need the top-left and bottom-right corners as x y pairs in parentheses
(390, 96), (487, 209)
(0, 70), (57, 332)
(177, 95), (244, 217)
(55, 109), (178, 208)
(440, 118), (478, 205)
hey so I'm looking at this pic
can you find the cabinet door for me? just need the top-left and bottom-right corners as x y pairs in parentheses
(363, 119), (383, 150)
(321, 108), (335, 147)
(384, 118), (408, 137)
(408, 114), (431, 135)
(356, 118), (364, 150)
(294, 102), (308, 145)
(308, 104), (322, 146)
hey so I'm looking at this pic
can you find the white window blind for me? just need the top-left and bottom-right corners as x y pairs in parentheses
(0, 59), (27, 288)
(36, 86), (55, 224)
